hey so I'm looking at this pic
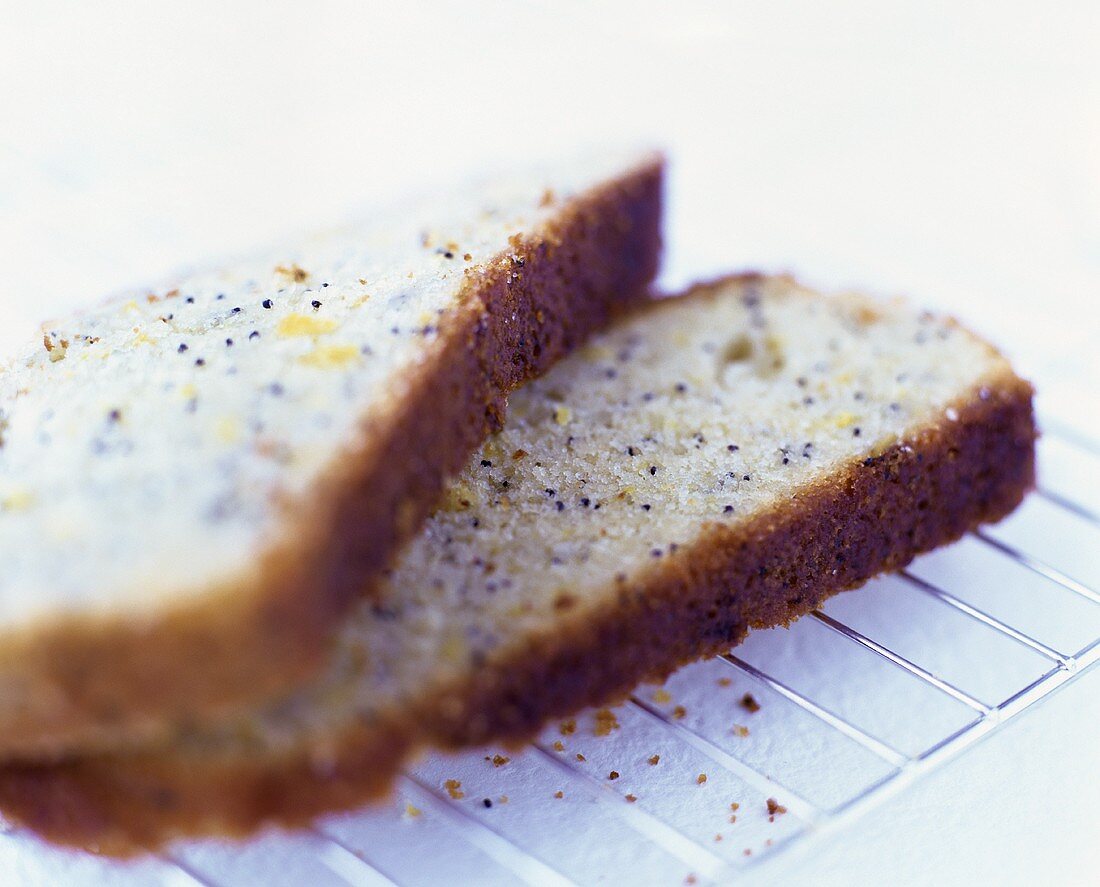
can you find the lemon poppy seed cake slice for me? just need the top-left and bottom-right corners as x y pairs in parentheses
(0, 151), (663, 759)
(0, 275), (1035, 851)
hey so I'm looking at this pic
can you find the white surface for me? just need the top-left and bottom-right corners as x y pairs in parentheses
(1, 1), (1098, 884)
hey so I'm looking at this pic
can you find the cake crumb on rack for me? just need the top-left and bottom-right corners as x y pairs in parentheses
(739, 692), (761, 713)
(594, 708), (620, 736)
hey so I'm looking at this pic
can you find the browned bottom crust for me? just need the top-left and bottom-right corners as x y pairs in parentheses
(0, 159), (664, 762)
(0, 370), (1035, 854)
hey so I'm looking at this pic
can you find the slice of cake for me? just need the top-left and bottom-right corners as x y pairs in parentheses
(0, 151), (663, 759)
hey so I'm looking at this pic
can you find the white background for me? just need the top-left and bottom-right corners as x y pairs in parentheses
(1, 2), (1098, 884)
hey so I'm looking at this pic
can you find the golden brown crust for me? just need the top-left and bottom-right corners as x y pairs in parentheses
(0, 157), (665, 761)
(0, 361), (1035, 854)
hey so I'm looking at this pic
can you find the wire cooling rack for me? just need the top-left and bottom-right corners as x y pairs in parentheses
(2, 422), (1098, 886)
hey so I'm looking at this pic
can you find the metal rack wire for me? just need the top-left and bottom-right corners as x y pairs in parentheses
(3, 429), (1098, 886)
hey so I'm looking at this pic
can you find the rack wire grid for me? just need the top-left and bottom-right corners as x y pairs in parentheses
(1, 414), (1098, 886)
